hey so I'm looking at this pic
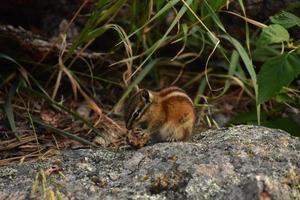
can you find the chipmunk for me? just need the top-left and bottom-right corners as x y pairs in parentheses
(124, 87), (195, 143)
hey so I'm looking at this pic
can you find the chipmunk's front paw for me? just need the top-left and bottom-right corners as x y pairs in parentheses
(126, 130), (150, 149)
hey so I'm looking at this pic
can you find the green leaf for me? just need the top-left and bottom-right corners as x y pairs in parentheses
(230, 110), (300, 136)
(262, 117), (300, 137)
(270, 11), (300, 29)
(257, 52), (300, 104)
(252, 45), (281, 62)
(229, 110), (268, 124)
(257, 24), (290, 46)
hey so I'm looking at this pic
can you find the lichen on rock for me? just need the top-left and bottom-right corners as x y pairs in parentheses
(0, 125), (299, 200)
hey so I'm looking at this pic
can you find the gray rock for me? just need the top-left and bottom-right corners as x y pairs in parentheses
(0, 125), (300, 200)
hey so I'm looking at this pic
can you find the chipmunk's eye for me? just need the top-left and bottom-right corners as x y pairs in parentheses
(132, 110), (140, 119)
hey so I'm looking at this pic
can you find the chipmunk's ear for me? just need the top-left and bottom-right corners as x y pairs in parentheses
(140, 89), (152, 103)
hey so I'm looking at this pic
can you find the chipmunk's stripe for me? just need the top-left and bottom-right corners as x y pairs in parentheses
(159, 87), (185, 97)
(160, 91), (194, 105)
(126, 92), (153, 129)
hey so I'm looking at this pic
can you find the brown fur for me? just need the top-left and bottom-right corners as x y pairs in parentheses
(158, 87), (185, 97)
(123, 87), (195, 142)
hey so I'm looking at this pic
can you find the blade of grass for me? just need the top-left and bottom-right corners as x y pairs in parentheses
(0, 53), (30, 86)
(82, 26), (107, 43)
(18, 94), (42, 155)
(201, 0), (227, 19)
(97, 0), (126, 24)
(4, 81), (20, 139)
(186, 0), (199, 22)
(0, 53), (51, 98)
(106, 24), (133, 85)
(58, 55), (103, 116)
(115, 0), (181, 47)
(193, 0), (229, 61)
(222, 36), (257, 93)
(112, 14), (223, 68)
(217, 50), (240, 96)
(209, 74), (255, 99)
(181, 0), (230, 93)
(194, 78), (207, 106)
(171, 23), (188, 61)
(221, 35), (260, 124)
(222, 11), (267, 28)
(238, 0), (250, 56)
(127, 0), (194, 81)
(22, 86), (106, 139)
(198, 1), (261, 123)
(27, 108), (41, 155)
(73, 71), (122, 86)
(113, 58), (162, 112)
(199, 2), (260, 124)
(0, 72), (16, 88)
(201, 0), (226, 32)
(182, 68), (212, 89)
(32, 117), (98, 148)
(181, 0), (221, 43)
(111, 3), (198, 67)
(64, 0), (126, 63)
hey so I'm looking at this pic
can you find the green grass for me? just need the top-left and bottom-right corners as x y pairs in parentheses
(1, 0), (300, 150)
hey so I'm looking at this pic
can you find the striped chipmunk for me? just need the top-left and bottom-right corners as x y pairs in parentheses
(124, 87), (196, 143)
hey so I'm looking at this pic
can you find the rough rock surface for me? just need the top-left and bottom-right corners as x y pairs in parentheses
(0, 125), (300, 199)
